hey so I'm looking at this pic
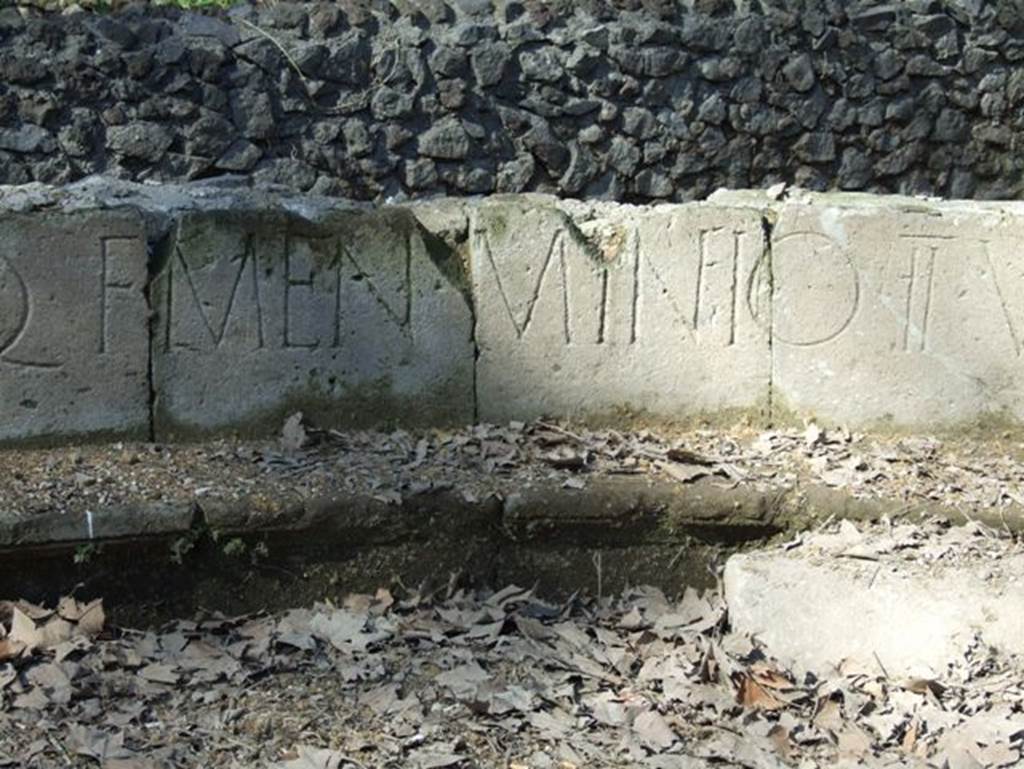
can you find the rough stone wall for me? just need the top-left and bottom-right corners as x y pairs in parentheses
(1, 0), (1023, 202)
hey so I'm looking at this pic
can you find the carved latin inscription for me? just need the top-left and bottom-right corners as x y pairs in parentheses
(897, 235), (946, 353)
(470, 201), (771, 421)
(631, 225), (751, 347)
(750, 230), (860, 347)
(100, 237), (143, 356)
(0, 233), (143, 371)
(767, 204), (1024, 427)
(164, 235), (263, 351)
(0, 253), (30, 362)
(478, 228), (571, 342)
(475, 213), (763, 350)
(152, 208), (475, 435)
(874, 233), (1024, 358)
(162, 226), (415, 353)
(0, 212), (149, 441)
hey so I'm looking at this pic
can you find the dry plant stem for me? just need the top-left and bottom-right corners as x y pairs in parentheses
(45, 734), (73, 766)
(867, 563), (881, 589)
(873, 651), (890, 680)
(236, 18), (309, 88)
(535, 421), (587, 444)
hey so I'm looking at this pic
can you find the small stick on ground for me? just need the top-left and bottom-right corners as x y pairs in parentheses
(45, 734), (73, 767)
(867, 564), (882, 589)
(667, 544), (687, 570)
(999, 507), (1016, 541)
(535, 421), (587, 444)
(814, 512), (837, 533)
(873, 651), (890, 679)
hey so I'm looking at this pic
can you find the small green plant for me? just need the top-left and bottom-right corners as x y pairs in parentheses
(221, 537), (247, 557)
(221, 536), (269, 565)
(250, 540), (269, 564)
(73, 542), (102, 565)
(169, 530), (200, 565)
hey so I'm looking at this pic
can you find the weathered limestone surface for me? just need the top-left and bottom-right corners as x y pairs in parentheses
(6, 181), (1024, 442)
(0, 210), (148, 442)
(151, 207), (474, 438)
(768, 195), (1024, 428)
(470, 197), (771, 423)
(725, 548), (1024, 678)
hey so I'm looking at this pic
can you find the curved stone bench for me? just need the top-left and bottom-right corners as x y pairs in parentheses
(2, 178), (1023, 444)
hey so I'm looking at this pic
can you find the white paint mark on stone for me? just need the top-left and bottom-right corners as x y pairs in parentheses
(817, 206), (849, 249)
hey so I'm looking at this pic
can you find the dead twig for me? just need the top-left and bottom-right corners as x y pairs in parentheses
(535, 421), (587, 444)
(235, 18), (310, 90)
(44, 734), (73, 767)
(667, 543), (688, 570)
(867, 563), (882, 589)
(873, 651), (890, 679)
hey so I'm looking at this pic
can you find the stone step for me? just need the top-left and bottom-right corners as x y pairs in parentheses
(724, 520), (1024, 679)
(2, 422), (1021, 615)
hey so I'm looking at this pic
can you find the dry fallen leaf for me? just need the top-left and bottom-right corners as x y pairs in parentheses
(666, 446), (713, 465)
(67, 724), (135, 761)
(805, 422), (823, 447)
(901, 677), (946, 698)
(280, 412), (310, 452)
(901, 717), (919, 754)
(138, 663), (179, 685)
(633, 709), (677, 750)
(768, 724), (793, 760)
(837, 724), (873, 759)
(277, 745), (342, 769)
(542, 447), (587, 470)
(733, 671), (787, 711)
(9, 606), (73, 652)
(750, 662), (795, 691)
(5, 597), (104, 656)
(813, 695), (844, 733)
(656, 459), (712, 483)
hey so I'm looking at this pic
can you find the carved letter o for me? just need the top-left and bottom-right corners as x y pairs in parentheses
(748, 230), (859, 347)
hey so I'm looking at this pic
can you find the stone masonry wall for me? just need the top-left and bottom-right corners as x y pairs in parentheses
(2, 0), (1024, 202)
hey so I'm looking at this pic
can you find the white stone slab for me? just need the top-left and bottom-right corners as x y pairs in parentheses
(0, 211), (149, 442)
(769, 198), (1024, 428)
(469, 198), (772, 423)
(151, 208), (474, 437)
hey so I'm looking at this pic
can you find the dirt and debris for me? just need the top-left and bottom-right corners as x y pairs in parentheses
(2, 523), (1023, 769)
(4, 418), (1024, 527)
(3, 421), (1024, 766)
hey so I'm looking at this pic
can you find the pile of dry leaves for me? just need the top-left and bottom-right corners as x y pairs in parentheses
(2, 557), (1022, 768)
(5, 417), (1024, 528)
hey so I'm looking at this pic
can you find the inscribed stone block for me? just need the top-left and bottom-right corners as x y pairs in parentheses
(151, 208), (474, 437)
(0, 211), (148, 442)
(470, 198), (771, 423)
(770, 200), (1024, 428)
